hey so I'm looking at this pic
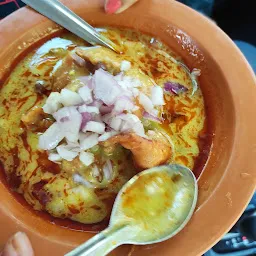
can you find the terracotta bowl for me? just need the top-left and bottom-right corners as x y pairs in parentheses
(0, 0), (255, 255)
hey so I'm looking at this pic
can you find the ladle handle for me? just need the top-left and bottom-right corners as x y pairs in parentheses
(21, 0), (117, 51)
(65, 225), (129, 256)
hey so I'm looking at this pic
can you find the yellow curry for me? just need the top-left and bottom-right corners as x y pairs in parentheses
(0, 28), (209, 229)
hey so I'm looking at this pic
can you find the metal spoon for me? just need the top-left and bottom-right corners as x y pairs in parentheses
(65, 164), (198, 256)
(21, 0), (119, 52)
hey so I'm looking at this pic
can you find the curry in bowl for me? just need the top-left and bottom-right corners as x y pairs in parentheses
(0, 28), (210, 227)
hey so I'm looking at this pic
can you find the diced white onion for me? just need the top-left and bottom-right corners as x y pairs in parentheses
(83, 121), (105, 134)
(78, 76), (92, 87)
(139, 92), (156, 115)
(119, 113), (146, 137)
(56, 144), (79, 161)
(53, 106), (82, 143)
(93, 69), (122, 106)
(109, 117), (122, 131)
(114, 96), (134, 113)
(48, 153), (62, 162)
(60, 88), (83, 106)
(120, 60), (131, 71)
(38, 123), (64, 150)
(78, 105), (99, 115)
(151, 86), (164, 106)
(80, 133), (99, 150)
(86, 106), (100, 114)
(98, 131), (118, 142)
(42, 92), (62, 114)
(102, 113), (112, 125)
(79, 151), (94, 166)
(78, 86), (93, 104)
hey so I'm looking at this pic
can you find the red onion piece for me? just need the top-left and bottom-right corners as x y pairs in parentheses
(143, 112), (162, 123)
(93, 69), (122, 106)
(89, 99), (103, 109)
(53, 106), (82, 143)
(100, 105), (114, 115)
(60, 116), (70, 123)
(164, 82), (188, 95)
(80, 112), (93, 130)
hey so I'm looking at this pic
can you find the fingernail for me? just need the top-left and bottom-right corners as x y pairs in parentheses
(2, 232), (34, 256)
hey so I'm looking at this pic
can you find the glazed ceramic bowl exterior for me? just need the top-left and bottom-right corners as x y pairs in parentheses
(0, 0), (255, 255)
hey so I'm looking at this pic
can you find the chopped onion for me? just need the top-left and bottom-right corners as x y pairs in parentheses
(42, 92), (62, 114)
(114, 72), (124, 82)
(86, 106), (100, 114)
(132, 88), (139, 97)
(100, 105), (114, 115)
(114, 96), (134, 113)
(56, 144), (78, 161)
(79, 151), (94, 166)
(53, 106), (82, 142)
(80, 133), (99, 150)
(78, 76), (92, 86)
(164, 82), (188, 95)
(89, 100), (103, 108)
(143, 112), (162, 123)
(120, 60), (131, 71)
(73, 173), (93, 188)
(139, 92), (157, 116)
(66, 141), (81, 151)
(102, 113), (113, 125)
(103, 160), (113, 180)
(93, 69), (122, 106)
(78, 105), (99, 115)
(38, 123), (64, 150)
(98, 131), (118, 142)
(151, 86), (164, 106)
(83, 121), (105, 134)
(78, 104), (87, 113)
(78, 86), (93, 104)
(48, 153), (62, 163)
(119, 113), (145, 137)
(60, 88), (83, 106)
(80, 112), (93, 130)
(109, 116), (122, 131)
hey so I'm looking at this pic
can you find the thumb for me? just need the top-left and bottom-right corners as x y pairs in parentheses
(1, 232), (34, 256)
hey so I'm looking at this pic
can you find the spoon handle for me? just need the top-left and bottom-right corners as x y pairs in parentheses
(65, 225), (130, 256)
(21, 0), (117, 51)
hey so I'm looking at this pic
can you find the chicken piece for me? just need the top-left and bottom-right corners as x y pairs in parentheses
(76, 46), (155, 88)
(21, 106), (53, 132)
(103, 132), (171, 169)
(51, 53), (74, 92)
(76, 46), (123, 75)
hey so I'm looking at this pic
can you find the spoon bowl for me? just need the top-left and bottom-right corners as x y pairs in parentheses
(66, 164), (197, 256)
(21, 0), (119, 52)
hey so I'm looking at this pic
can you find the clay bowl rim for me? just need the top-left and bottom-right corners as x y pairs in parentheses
(0, 0), (256, 255)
